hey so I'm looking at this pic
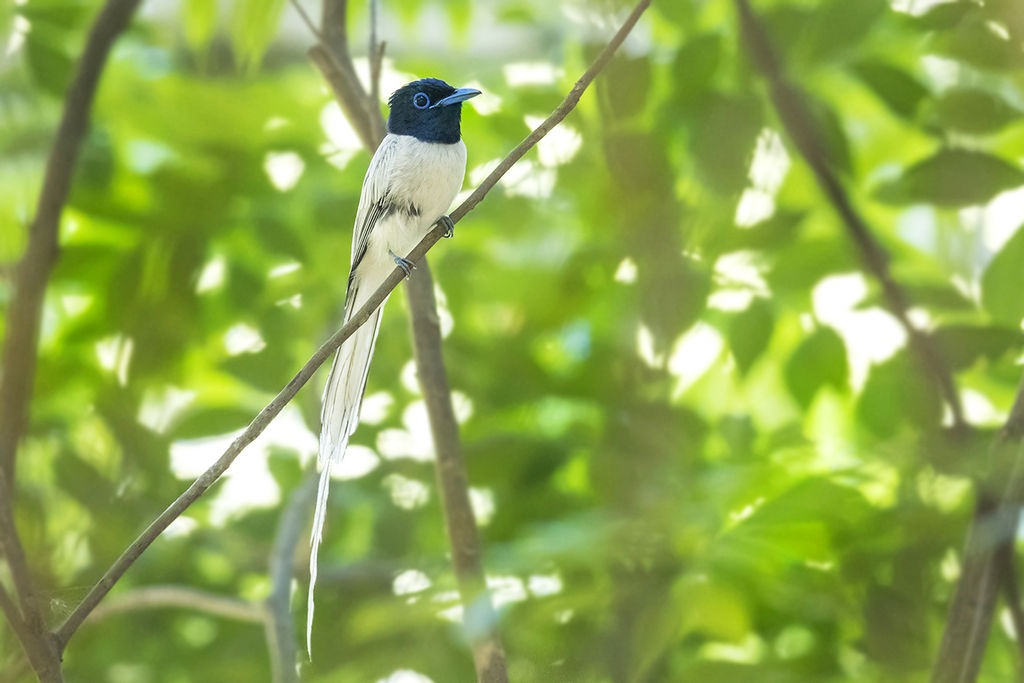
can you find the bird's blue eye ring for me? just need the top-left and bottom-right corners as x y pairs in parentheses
(413, 92), (430, 109)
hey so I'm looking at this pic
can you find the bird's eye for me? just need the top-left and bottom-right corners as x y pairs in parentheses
(413, 92), (430, 109)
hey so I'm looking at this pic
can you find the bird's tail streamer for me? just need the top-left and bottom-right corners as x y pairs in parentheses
(307, 282), (385, 657)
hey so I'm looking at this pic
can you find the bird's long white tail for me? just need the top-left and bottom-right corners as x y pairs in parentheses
(307, 279), (384, 657)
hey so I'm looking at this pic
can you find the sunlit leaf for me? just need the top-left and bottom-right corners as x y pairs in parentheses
(933, 87), (1023, 134)
(982, 225), (1024, 326)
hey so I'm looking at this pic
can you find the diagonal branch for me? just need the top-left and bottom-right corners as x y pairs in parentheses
(733, 3), (1024, 679)
(55, 0), (650, 656)
(733, 0), (966, 432)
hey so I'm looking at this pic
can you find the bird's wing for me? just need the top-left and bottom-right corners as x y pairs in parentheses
(348, 134), (400, 276)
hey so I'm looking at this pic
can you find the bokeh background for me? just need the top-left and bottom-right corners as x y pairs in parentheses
(3, 0), (1024, 680)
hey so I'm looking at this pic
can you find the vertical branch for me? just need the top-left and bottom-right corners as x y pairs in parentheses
(266, 471), (317, 683)
(405, 266), (508, 682)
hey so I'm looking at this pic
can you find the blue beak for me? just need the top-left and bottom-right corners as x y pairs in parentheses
(431, 87), (482, 108)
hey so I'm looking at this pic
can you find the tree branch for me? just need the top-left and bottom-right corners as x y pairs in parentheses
(933, 381), (1024, 683)
(0, 1), (140, 674)
(405, 264), (508, 679)
(733, 3), (1024, 679)
(84, 585), (265, 624)
(0, 0), (142, 483)
(733, 0), (966, 432)
(265, 471), (317, 683)
(57, 0), (651, 666)
(0, 471), (61, 682)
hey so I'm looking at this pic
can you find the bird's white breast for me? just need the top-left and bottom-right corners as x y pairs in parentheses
(374, 135), (467, 259)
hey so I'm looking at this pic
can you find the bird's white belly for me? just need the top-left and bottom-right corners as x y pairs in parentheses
(362, 137), (466, 278)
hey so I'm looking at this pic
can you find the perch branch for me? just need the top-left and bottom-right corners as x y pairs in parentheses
(58, 0), (650, 669)
(55, 3), (644, 650)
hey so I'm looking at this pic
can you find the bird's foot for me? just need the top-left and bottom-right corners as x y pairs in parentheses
(438, 215), (455, 239)
(389, 250), (415, 278)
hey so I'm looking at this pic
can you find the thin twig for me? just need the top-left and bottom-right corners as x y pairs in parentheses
(287, 0), (325, 42)
(85, 585), (265, 624)
(733, 0), (966, 432)
(266, 471), (317, 683)
(57, 0), (651, 665)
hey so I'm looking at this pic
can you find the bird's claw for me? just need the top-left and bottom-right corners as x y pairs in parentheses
(389, 250), (415, 279)
(438, 215), (455, 239)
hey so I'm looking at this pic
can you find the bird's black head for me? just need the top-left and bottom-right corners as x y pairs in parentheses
(387, 78), (481, 144)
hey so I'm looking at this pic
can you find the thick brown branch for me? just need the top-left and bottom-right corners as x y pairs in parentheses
(404, 265), (508, 680)
(0, 3), (141, 673)
(733, 0), (966, 432)
(0, 0), (142, 482)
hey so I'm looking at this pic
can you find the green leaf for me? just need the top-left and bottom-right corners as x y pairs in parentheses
(690, 93), (763, 195)
(933, 19), (1024, 71)
(857, 351), (943, 436)
(728, 299), (774, 376)
(784, 326), (848, 407)
(25, 35), (73, 96)
(933, 325), (1023, 371)
(982, 225), (1024, 326)
(805, 0), (887, 62)
(876, 148), (1024, 207)
(853, 60), (931, 120)
(933, 87), (1023, 134)
(672, 33), (722, 104)
(229, 0), (286, 68)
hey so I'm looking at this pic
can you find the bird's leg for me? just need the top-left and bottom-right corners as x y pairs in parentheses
(389, 249), (415, 278)
(437, 215), (455, 239)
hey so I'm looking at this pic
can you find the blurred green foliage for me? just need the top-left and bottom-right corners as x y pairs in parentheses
(2, 0), (1024, 681)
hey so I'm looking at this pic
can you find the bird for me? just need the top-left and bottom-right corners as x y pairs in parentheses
(307, 77), (481, 655)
